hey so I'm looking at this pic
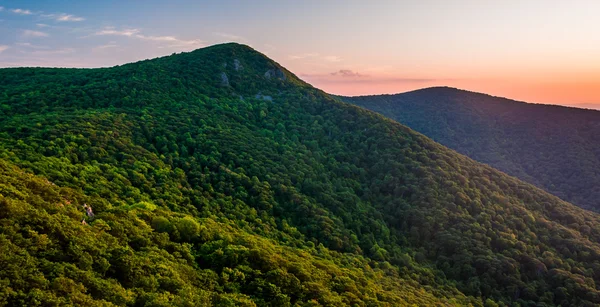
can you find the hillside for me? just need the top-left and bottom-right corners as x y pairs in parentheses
(342, 87), (600, 212)
(2, 43), (600, 306)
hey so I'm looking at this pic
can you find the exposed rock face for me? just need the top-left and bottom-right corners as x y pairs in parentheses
(254, 94), (273, 102)
(264, 68), (286, 80)
(233, 59), (243, 71)
(220, 72), (230, 86)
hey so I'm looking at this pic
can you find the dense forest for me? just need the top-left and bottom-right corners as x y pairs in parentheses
(342, 87), (600, 212)
(2, 43), (600, 306)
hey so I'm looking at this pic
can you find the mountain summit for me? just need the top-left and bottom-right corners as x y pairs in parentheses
(2, 44), (600, 306)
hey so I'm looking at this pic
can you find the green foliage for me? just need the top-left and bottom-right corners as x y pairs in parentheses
(0, 159), (459, 306)
(175, 217), (200, 242)
(0, 43), (599, 306)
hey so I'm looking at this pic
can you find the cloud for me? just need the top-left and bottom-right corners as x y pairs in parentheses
(0, 7), (4, 12)
(159, 38), (205, 49)
(0, 45), (9, 53)
(96, 27), (140, 37)
(137, 34), (204, 48)
(93, 42), (118, 50)
(23, 30), (49, 37)
(16, 42), (49, 49)
(41, 13), (85, 22)
(135, 34), (178, 42)
(92, 27), (204, 49)
(330, 69), (366, 77)
(289, 53), (343, 63)
(289, 53), (319, 60)
(36, 23), (50, 28)
(323, 56), (342, 62)
(22, 48), (75, 55)
(56, 14), (85, 22)
(300, 71), (445, 85)
(11, 8), (33, 15)
(8, 8), (84, 22)
(214, 32), (246, 42)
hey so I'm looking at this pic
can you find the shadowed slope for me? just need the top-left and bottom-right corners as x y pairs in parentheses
(343, 87), (600, 211)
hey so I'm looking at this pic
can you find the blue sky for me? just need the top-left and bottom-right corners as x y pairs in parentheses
(1, 0), (599, 104)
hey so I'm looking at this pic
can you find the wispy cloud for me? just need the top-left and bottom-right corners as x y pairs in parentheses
(330, 69), (366, 77)
(57, 14), (85, 22)
(21, 48), (76, 55)
(41, 13), (85, 22)
(36, 23), (50, 28)
(136, 34), (179, 42)
(11, 8), (33, 15)
(155, 37), (204, 48)
(93, 27), (204, 49)
(22, 30), (49, 37)
(135, 33), (203, 48)
(300, 71), (446, 85)
(138, 34), (203, 47)
(16, 42), (49, 49)
(0, 7), (4, 12)
(95, 27), (140, 37)
(0, 45), (9, 53)
(324, 56), (342, 62)
(93, 42), (118, 50)
(214, 32), (246, 42)
(289, 53), (319, 60)
(8, 8), (84, 22)
(289, 53), (343, 63)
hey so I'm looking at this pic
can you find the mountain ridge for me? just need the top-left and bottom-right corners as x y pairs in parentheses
(345, 86), (600, 113)
(342, 87), (600, 211)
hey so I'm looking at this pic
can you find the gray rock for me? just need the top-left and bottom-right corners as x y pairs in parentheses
(255, 94), (273, 102)
(220, 72), (230, 86)
(233, 59), (243, 71)
(264, 68), (286, 80)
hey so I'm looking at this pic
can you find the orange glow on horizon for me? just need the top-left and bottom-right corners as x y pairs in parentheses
(301, 76), (600, 106)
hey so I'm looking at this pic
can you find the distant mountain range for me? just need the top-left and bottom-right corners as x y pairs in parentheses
(2, 44), (600, 306)
(342, 87), (600, 212)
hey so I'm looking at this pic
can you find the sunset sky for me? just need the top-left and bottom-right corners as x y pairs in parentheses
(1, 0), (599, 105)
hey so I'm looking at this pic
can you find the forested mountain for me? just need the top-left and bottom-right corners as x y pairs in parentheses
(2, 43), (600, 306)
(342, 87), (600, 212)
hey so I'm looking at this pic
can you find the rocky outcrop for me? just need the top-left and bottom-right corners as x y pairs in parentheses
(233, 59), (243, 71)
(255, 94), (273, 102)
(264, 68), (286, 81)
(220, 72), (230, 86)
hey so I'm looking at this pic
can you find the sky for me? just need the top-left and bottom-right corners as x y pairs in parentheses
(1, 0), (599, 106)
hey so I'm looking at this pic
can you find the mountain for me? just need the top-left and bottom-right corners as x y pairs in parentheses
(2, 43), (600, 306)
(342, 87), (600, 212)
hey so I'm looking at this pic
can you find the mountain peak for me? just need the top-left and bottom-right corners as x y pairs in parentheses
(404, 86), (496, 99)
(117, 42), (312, 98)
(186, 42), (259, 57)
